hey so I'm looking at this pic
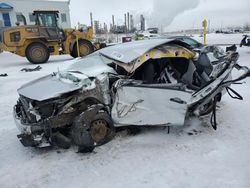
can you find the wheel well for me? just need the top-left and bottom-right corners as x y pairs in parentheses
(71, 38), (93, 50)
(72, 97), (107, 111)
(25, 39), (48, 50)
(82, 98), (109, 113)
(24, 41), (50, 64)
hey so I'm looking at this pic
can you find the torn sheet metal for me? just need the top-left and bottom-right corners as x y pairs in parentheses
(113, 45), (196, 73)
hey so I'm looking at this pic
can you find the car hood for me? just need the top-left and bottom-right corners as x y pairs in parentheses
(18, 74), (90, 101)
(18, 54), (116, 101)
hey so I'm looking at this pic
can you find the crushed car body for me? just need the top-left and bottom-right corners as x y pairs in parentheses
(13, 39), (250, 151)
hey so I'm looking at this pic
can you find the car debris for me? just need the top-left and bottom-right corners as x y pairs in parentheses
(0, 73), (8, 77)
(226, 44), (237, 52)
(20, 66), (42, 72)
(13, 39), (250, 152)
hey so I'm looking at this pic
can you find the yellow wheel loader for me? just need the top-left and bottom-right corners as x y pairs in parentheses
(0, 10), (101, 64)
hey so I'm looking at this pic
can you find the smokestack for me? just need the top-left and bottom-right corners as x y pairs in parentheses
(127, 12), (130, 31)
(112, 15), (115, 28)
(130, 15), (134, 31)
(140, 14), (145, 31)
(90, 12), (93, 28)
(124, 13), (127, 32)
(104, 22), (108, 33)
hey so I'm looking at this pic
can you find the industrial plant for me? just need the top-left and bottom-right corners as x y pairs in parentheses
(89, 12), (147, 34)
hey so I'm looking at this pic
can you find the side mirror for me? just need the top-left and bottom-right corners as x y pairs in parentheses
(15, 22), (20, 26)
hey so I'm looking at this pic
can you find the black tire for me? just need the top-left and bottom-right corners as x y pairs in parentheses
(71, 111), (115, 153)
(70, 39), (94, 58)
(25, 42), (50, 64)
(100, 43), (107, 49)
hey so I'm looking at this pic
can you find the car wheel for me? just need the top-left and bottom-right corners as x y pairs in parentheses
(100, 43), (107, 49)
(25, 42), (50, 64)
(71, 111), (115, 153)
(90, 112), (115, 146)
(70, 39), (94, 58)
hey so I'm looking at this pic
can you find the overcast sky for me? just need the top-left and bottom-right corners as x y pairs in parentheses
(69, 0), (250, 31)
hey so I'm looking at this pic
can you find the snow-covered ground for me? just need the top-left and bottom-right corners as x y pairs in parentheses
(193, 33), (247, 45)
(0, 34), (250, 188)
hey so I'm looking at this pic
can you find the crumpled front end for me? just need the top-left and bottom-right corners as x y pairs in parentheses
(14, 100), (51, 147)
(14, 73), (112, 148)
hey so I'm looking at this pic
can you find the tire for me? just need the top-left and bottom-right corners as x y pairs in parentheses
(70, 39), (94, 58)
(90, 112), (115, 146)
(100, 43), (107, 49)
(25, 42), (50, 64)
(71, 111), (115, 153)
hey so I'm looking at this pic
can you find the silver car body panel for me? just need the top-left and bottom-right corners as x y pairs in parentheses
(99, 39), (173, 64)
(18, 74), (88, 101)
(112, 86), (192, 126)
(67, 53), (116, 76)
(18, 54), (117, 101)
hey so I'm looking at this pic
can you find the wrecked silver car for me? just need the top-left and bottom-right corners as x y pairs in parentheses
(14, 39), (250, 152)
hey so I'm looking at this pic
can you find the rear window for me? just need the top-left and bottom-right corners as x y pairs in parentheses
(181, 38), (199, 47)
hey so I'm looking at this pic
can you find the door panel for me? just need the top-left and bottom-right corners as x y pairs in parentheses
(112, 86), (192, 126)
(38, 27), (60, 40)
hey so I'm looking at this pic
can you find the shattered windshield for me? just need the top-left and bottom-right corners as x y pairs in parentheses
(57, 72), (82, 83)
(55, 71), (93, 87)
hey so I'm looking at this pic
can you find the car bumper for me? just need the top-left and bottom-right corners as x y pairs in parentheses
(13, 106), (51, 147)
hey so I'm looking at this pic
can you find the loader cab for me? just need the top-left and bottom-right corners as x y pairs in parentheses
(33, 10), (65, 41)
(34, 11), (59, 27)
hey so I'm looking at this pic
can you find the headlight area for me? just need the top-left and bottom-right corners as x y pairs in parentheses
(14, 101), (69, 148)
(13, 95), (93, 148)
(13, 102), (51, 147)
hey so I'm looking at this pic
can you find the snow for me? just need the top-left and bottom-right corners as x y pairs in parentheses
(0, 33), (250, 188)
(193, 33), (246, 45)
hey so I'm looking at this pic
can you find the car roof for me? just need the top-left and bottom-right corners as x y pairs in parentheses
(99, 39), (174, 64)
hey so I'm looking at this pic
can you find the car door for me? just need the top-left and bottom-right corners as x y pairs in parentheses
(111, 83), (192, 127)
